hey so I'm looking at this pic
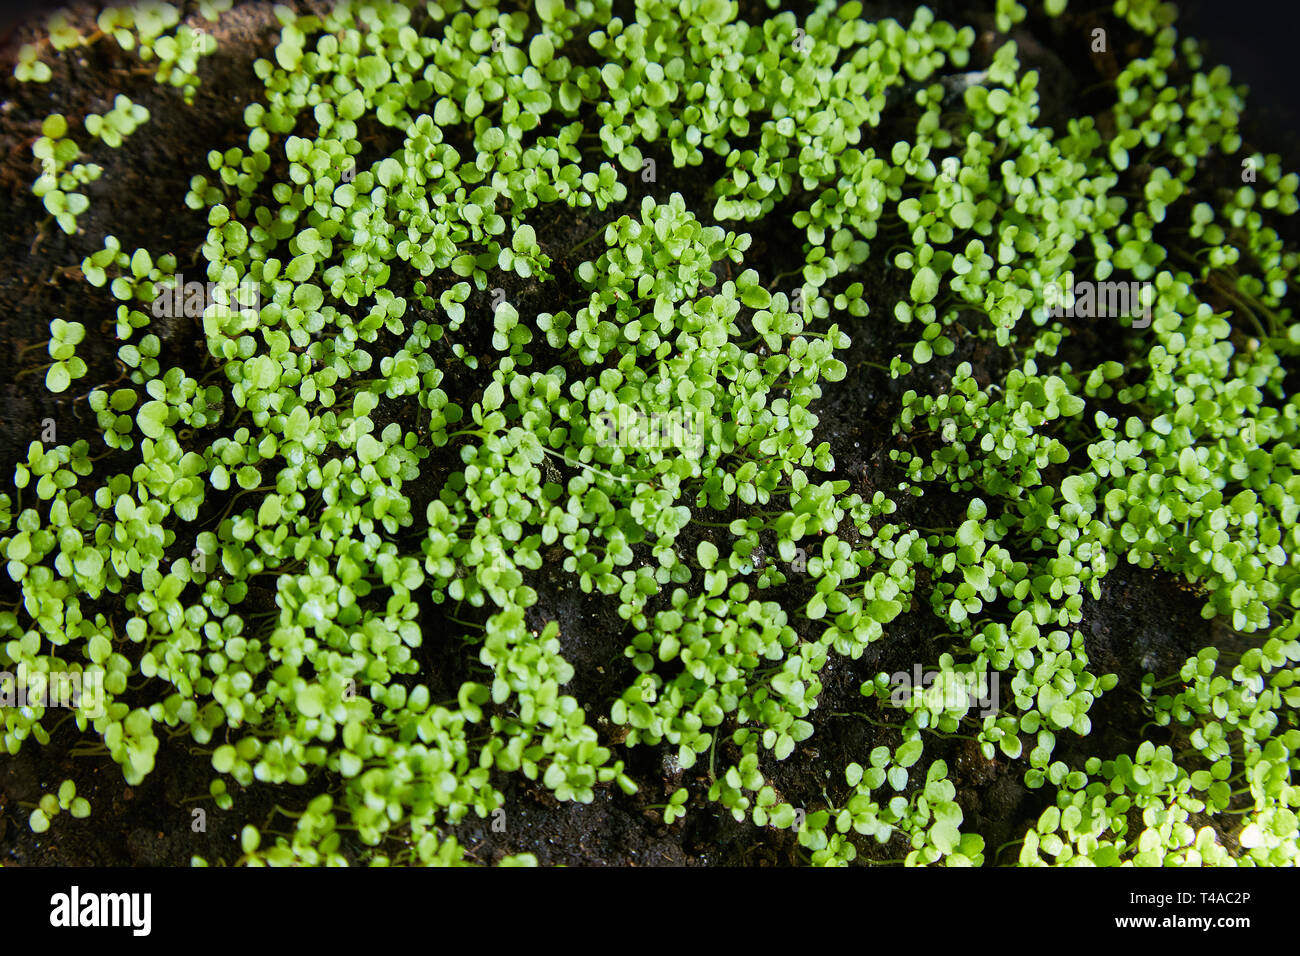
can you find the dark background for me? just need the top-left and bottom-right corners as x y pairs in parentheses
(1177, 0), (1300, 171)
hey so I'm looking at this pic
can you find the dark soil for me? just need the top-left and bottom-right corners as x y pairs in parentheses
(0, 0), (1287, 866)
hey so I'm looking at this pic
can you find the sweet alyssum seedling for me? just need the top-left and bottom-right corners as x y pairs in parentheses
(3, 0), (1297, 869)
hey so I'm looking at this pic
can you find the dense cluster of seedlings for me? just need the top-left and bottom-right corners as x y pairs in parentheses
(3, 0), (1299, 866)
